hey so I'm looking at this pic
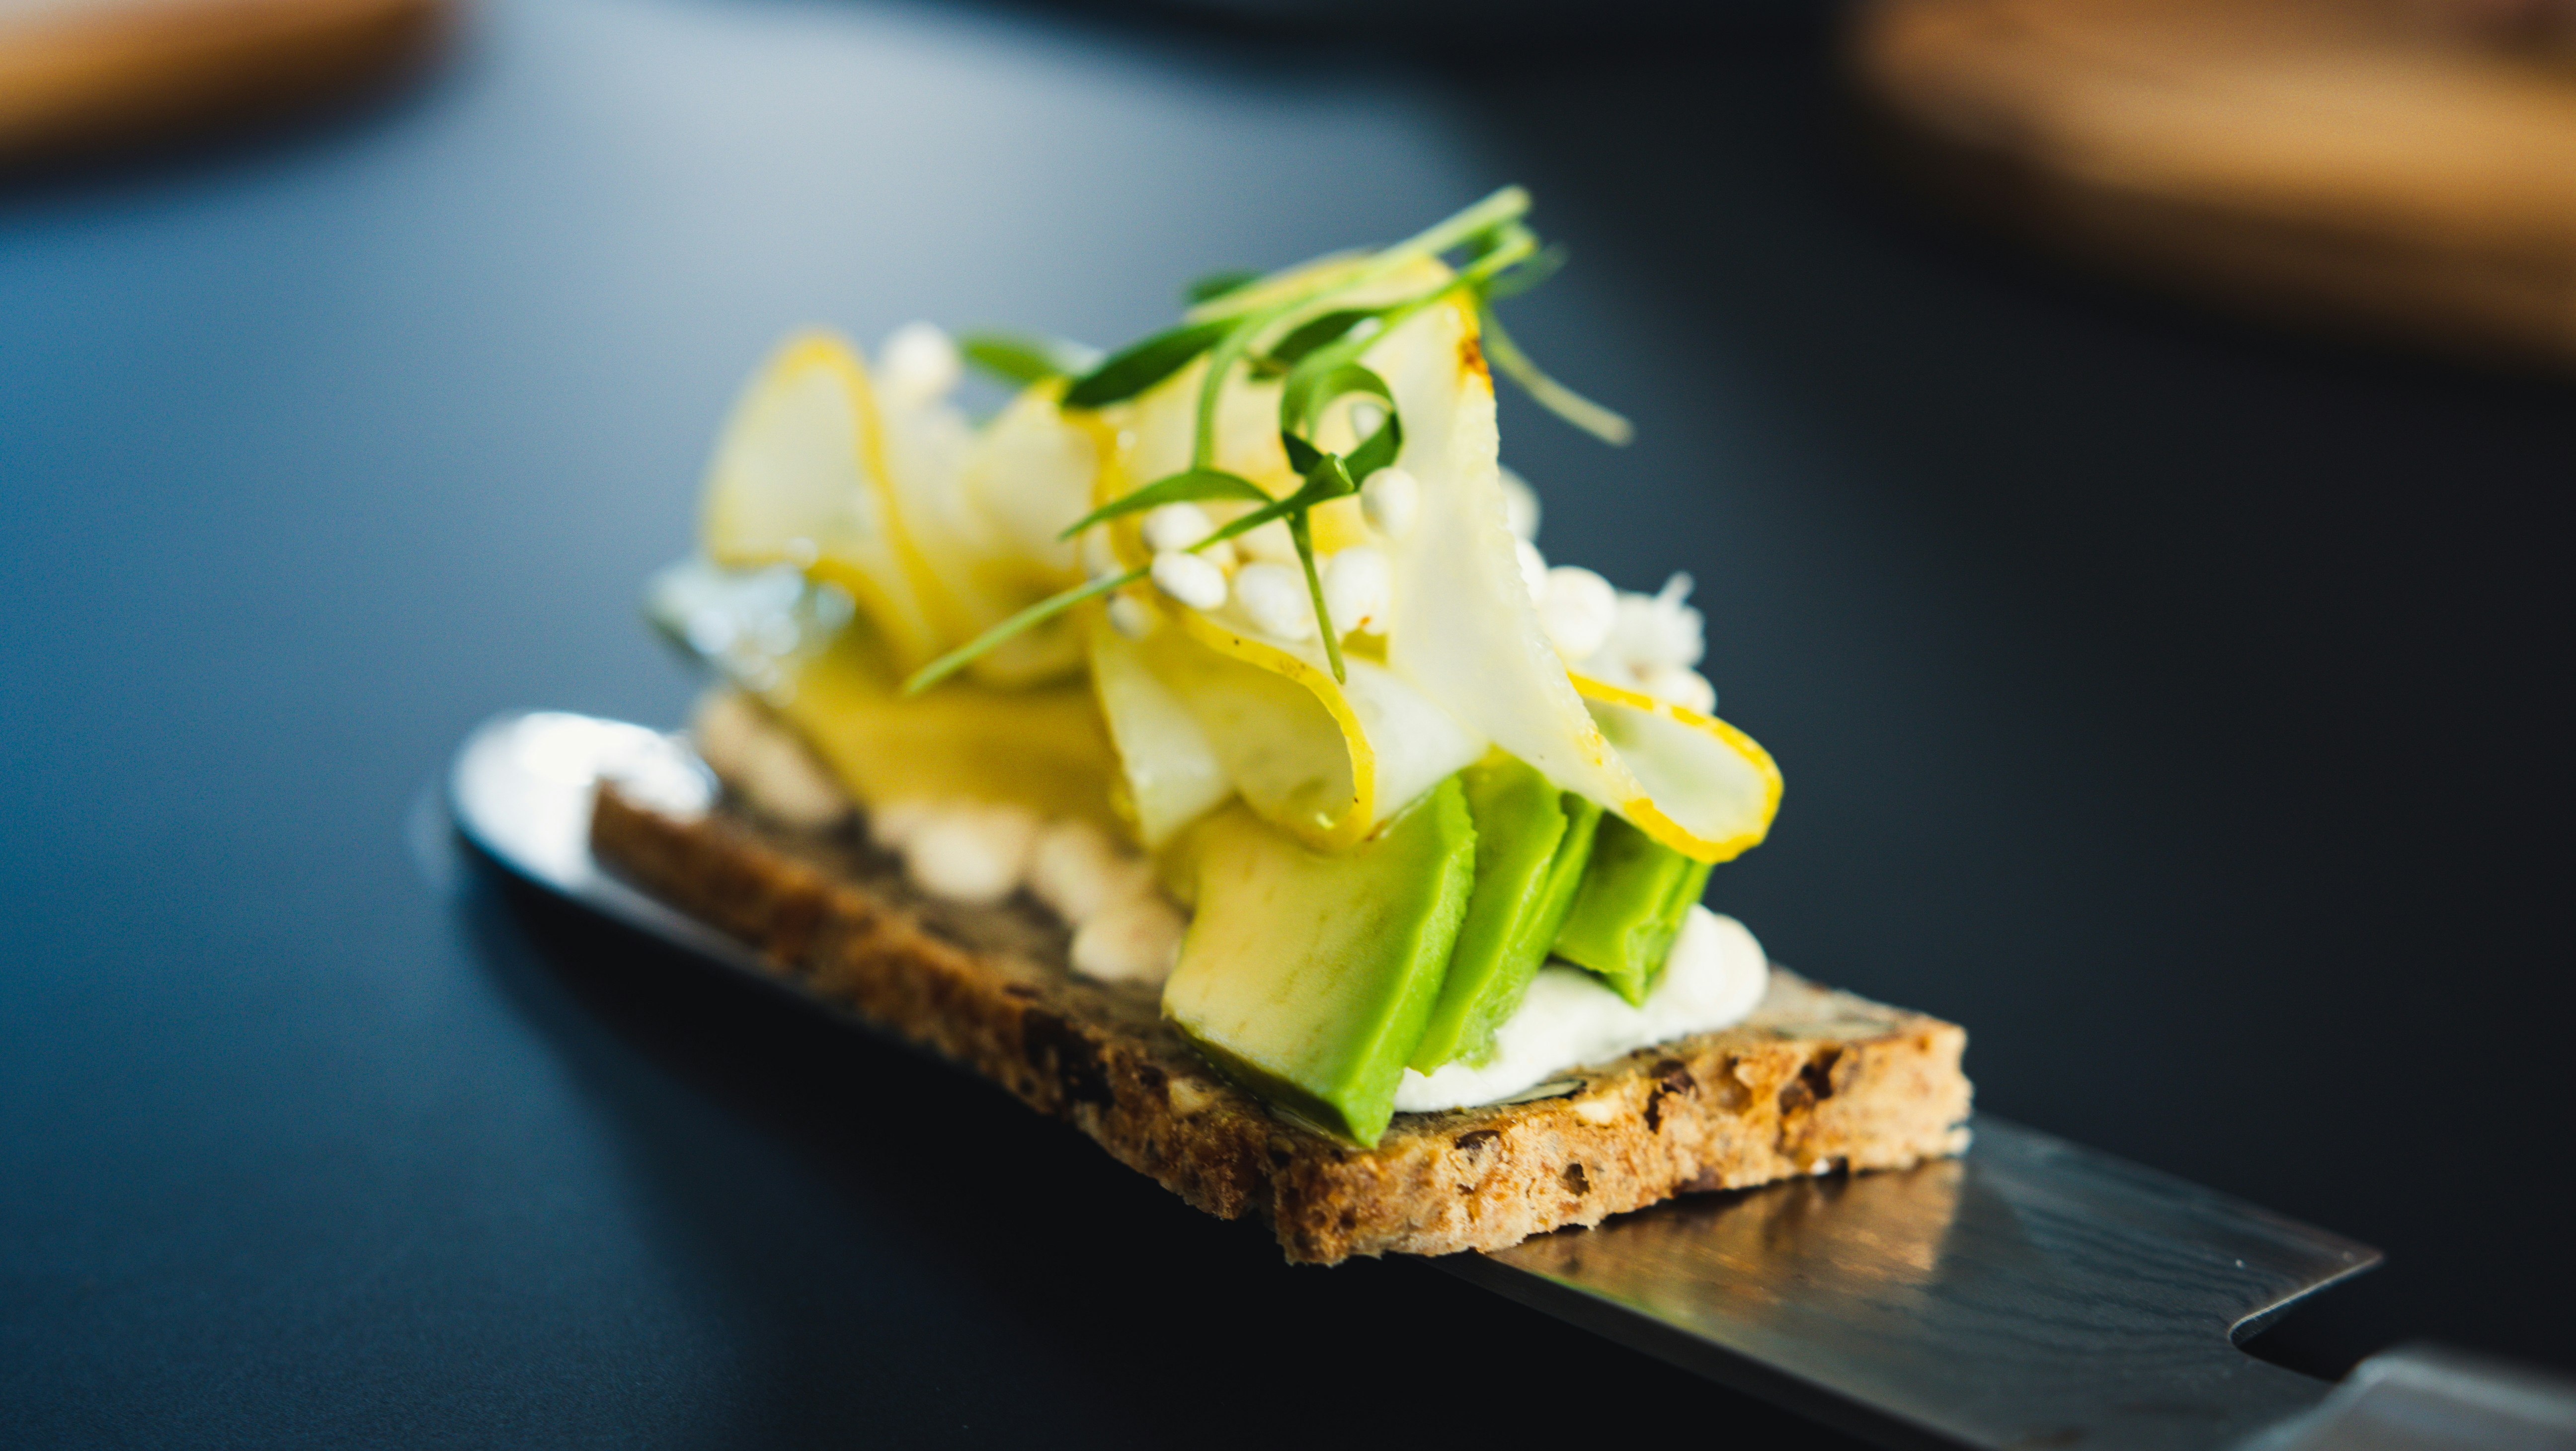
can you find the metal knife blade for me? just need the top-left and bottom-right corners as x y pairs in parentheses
(444, 710), (2576, 1451)
(1454, 1118), (2368, 1450)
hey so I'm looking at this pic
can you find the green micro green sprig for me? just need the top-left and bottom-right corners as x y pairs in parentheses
(908, 185), (1628, 696)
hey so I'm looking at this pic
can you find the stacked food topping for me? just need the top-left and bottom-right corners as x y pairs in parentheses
(650, 189), (1783, 1143)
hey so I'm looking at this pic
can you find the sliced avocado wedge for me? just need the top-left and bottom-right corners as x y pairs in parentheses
(1162, 780), (1476, 1146)
(1408, 757), (1603, 1073)
(1551, 813), (1713, 1005)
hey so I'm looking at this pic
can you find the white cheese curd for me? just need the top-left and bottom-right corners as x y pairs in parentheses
(1141, 501), (1213, 553)
(1391, 907), (1770, 1113)
(1578, 571), (1707, 691)
(1106, 592), (1155, 640)
(1537, 566), (1617, 662)
(1637, 663), (1717, 715)
(903, 802), (1041, 905)
(690, 691), (849, 830)
(877, 322), (962, 406)
(1141, 504), (1235, 569)
(734, 727), (853, 831)
(867, 797), (936, 851)
(1070, 893), (1186, 985)
(1027, 819), (1156, 926)
(856, 791), (1190, 983)
(1151, 550), (1228, 611)
(1359, 467), (1420, 541)
(1232, 561), (1316, 641)
(688, 690), (764, 782)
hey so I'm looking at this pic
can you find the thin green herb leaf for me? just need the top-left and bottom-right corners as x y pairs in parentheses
(1185, 269), (1264, 305)
(1280, 361), (1395, 440)
(1056, 468), (1270, 541)
(958, 332), (1099, 386)
(1264, 228), (1532, 434)
(1184, 190), (1533, 464)
(1477, 306), (1633, 446)
(1287, 499), (1346, 683)
(1189, 312), (1270, 468)
(902, 565), (1146, 695)
(1193, 496), (1295, 549)
(1063, 318), (1233, 410)
(1446, 225), (1538, 296)
(1187, 458), (1356, 554)
(1479, 242), (1566, 304)
(1345, 404), (1403, 481)
(920, 187), (1631, 697)
(1183, 185), (1530, 323)
(1346, 185), (1530, 295)
(1456, 219), (1533, 266)
(1278, 401), (1399, 490)
(1192, 490), (1304, 550)
(1281, 432), (1325, 476)
(1267, 309), (1378, 370)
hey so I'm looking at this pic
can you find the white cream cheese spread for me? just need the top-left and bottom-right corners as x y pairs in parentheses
(1391, 907), (1770, 1112)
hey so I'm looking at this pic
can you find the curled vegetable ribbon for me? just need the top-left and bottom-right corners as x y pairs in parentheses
(1084, 261), (1778, 859)
(1368, 287), (1780, 862)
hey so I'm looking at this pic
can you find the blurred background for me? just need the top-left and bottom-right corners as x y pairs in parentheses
(3, 0), (2571, 1444)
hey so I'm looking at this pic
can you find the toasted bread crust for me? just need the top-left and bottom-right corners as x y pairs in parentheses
(591, 786), (1972, 1263)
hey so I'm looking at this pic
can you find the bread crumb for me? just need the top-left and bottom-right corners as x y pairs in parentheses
(1572, 1097), (1621, 1126)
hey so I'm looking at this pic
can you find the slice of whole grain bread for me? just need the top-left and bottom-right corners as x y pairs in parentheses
(590, 784), (1973, 1264)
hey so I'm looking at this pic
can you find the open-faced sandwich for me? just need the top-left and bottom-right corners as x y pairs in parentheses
(591, 187), (1972, 1263)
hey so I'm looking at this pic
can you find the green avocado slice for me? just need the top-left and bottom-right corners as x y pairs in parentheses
(1162, 779), (1477, 1146)
(1550, 813), (1713, 1005)
(1408, 756), (1603, 1073)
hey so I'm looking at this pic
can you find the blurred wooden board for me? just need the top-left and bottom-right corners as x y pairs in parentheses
(1848, 0), (2576, 366)
(0, 0), (449, 171)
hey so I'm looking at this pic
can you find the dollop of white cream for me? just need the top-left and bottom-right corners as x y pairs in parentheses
(1392, 907), (1770, 1113)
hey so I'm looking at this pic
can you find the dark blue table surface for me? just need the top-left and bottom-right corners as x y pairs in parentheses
(5, 0), (2571, 1444)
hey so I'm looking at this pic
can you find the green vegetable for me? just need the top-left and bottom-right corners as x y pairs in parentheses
(1164, 782), (1478, 1146)
(1475, 306), (1631, 446)
(1410, 756), (1603, 1072)
(1263, 309), (1377, 371)
(1184, 269), (1264, 305)
(958, 332), (1097, 386)
(900, 564), (1146, 696)
(1061, 319), (1232, 410)
(1055, 468), (1271, 542)
(1551, 814), (1710, 1005)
